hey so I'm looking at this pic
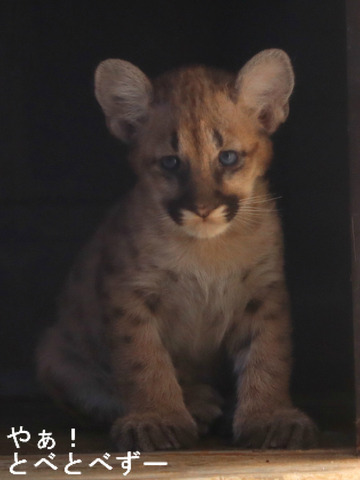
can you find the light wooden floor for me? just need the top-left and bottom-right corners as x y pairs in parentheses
(1, 397), (358, 479)
(1, 448), (359, 479)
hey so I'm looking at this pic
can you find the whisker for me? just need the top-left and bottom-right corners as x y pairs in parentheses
(235, 212), (262, 229)
(240, 208), (274, 214)
(244, 196), (282, 205)
(245, 194), (274, 199)
(241, 205), (275, 210)
(241, 204), (275, 211)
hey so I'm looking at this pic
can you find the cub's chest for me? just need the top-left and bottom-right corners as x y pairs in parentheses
(157, 268), (248, 356)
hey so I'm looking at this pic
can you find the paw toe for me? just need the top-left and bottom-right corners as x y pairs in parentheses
(111, 412), (198, 452)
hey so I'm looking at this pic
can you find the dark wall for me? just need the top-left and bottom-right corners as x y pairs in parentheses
(1, 0), (352, 416)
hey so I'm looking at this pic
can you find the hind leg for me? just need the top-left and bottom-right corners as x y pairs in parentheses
(37, 326), (121, 424)
(182, 383), (224, 436)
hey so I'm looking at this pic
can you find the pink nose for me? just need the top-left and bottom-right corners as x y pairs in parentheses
(197, 206), (212, 218)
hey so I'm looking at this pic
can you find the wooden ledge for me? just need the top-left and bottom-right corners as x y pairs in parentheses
(1, 448), (359, 479)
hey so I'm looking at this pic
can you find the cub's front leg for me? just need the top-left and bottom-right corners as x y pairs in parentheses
(229, 282), (318, 449)
(102, 284), (197, 451)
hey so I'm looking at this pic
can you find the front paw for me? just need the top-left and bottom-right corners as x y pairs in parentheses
(111, 411), (198, 452)
(233, 408), (318, 449)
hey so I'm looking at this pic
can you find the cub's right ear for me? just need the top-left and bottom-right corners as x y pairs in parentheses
(95, 59), (153, 143)
(236, 49), (294, 134)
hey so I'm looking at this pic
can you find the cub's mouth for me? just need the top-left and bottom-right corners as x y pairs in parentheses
(166, 196), (239, 239)
(179, 206), (232, 238)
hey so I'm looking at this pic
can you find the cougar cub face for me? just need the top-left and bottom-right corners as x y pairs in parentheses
(133, 78), (272, 239)
(95, 53), (293, 238)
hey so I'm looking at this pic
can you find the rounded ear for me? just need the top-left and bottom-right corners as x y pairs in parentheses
(235, 49), (295, 134)
(95, 59), (153, 143)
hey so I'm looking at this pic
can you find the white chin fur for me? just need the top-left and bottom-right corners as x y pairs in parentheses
(180, 207), (230, 239)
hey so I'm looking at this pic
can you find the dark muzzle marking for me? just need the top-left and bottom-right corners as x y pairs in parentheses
(214, 190), (239, 222)
(166, 187), (239, 225)
(166, 187), (195, 225)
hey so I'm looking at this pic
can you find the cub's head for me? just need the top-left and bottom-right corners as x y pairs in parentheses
(95, 49), (294, 239)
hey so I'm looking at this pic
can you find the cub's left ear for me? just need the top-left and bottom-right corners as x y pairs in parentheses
(236, 49), (295, 134)
(94, 59), (153, 143)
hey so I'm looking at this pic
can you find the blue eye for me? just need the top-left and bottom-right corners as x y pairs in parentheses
(219, 150), (239, 166)
(160, 156), (180, 171)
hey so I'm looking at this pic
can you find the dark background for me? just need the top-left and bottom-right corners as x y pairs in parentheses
(1, 0), (353, 433)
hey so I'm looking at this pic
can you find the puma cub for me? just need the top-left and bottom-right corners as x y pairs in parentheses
(37, 49), (317, 451)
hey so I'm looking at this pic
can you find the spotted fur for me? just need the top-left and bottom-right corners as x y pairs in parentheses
(37, 49), (317, 451)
